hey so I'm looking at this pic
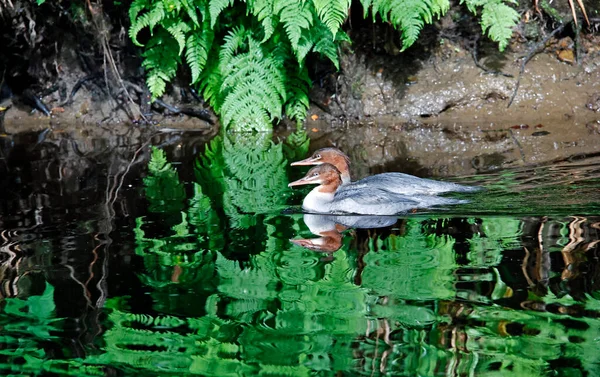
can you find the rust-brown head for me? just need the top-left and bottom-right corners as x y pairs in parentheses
(288, 163), (342, 193)
(291, 148), (351, 184)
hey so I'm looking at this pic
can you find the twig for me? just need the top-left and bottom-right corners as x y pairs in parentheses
(109, 138), (152, 206)
(508, 128), (526, 162)
(574, 22), (582, 66)
(507, 23), (566, 108)
(471, 36), (513, 78)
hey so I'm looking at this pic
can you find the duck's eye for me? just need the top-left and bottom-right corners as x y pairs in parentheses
(315, 154), (321, 159)
(313, 172), (319, 177)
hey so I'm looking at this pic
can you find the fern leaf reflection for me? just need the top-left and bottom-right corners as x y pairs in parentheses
(362, 218), (457, 301)
(0, 283), (104, 376)
(144, 147), (186, 213)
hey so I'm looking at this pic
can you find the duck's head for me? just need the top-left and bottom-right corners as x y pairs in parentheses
(288, 163), (342, 192)
(291, 148), (351, 184)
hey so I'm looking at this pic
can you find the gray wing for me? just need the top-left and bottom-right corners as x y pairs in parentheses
(333, 187), (419, 205)
(331, 187), (420, 214)
(351, 173), (482, 195)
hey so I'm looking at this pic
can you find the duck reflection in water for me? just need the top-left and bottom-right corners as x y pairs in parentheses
(290, 213), (398, 255)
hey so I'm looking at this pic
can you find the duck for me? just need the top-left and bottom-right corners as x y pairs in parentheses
(291, 147), (481, 196)
(288, 163), (467, 215)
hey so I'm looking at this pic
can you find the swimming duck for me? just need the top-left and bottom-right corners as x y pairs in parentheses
(288, 163), (466, 215)
(291, 147), (481, 195)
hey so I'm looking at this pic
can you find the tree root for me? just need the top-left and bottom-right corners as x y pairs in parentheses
(60, 73), (102, 106)
(153, 99), (214, 124)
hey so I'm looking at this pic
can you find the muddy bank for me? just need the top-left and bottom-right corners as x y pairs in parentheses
(301, 24), (600, 177)
(311, 30), (600, 122)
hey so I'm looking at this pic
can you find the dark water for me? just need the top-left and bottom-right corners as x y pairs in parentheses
(1, 128), (600, 376)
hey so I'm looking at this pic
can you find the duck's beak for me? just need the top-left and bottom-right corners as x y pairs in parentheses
(288, 175), (320, 187)
(291, 156), (320, 166)
(290, 238), (319, 248)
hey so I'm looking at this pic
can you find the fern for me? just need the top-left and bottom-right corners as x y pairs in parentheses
(249, 0), (276, 41)
(144, 146), (186, 212)
(431, 0), (450, 15)
(204, 30), (289, 130)
(209, 0), (235, 27)
(129, 0), (519, 129)
(185, 23), (214, 84)
(362, 0), (445, 50)
(129, 1), (166, 46)
(163, 18), (191, 54)
(129, 0), (150, 25)
(312, 0), (351, 38)
(284, 64), (311, 124)
(462, 0), (519, 51)
(180, 0), (201, 26)
(141, 30), (180, 98)
(274, 0), (313, 52)
(312, 19), (348, 69)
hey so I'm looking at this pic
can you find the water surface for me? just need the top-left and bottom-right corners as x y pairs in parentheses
(0, 128), (599, 376)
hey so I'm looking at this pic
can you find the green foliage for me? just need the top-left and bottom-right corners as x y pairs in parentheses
(462, 0), (520, 51)
(362, 219), (457, 302)
(144, 146), (186, 213)
(129, 0), (345, 130)
(283, 128), (310, 161)
(129, 0), (519, 128)
(361, 0), (449, 50)
(0, 283), (105, 376)
(195, 133), (291, 218)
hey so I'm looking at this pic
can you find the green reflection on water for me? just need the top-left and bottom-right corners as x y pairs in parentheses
(3, 131), (600, 376)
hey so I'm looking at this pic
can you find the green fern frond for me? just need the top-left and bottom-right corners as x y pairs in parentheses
(462, 0), (487, 13)
(144, 146), (186, 212)
(218, 37), (288, 130)
(312, 0), (350, 38)
(198, 47), (223, 111)
(129, 1), (166, 46)
(249, 0), (276, 41)
(110, 311), (187, 328)
(274, 0), (313, 51)
(180, 0), (201, 26)
(185, 24), (214, 84)
(311, 20), (343, 69)
(129, 0), (150, 23)
(142, 30), (180, 98)
(294, 33), (316, 64)
(148, 147), (168, 173)
(431, 0), (450, 15)
(479, 0), (519, 51)
(164, 18), (191, 54)
(219, 26), (249, 65)
(284, 65), (311, 124)
(390, 0), (431, 49)
(363, 0), (447, 50)
(209, 0), (235, 27)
